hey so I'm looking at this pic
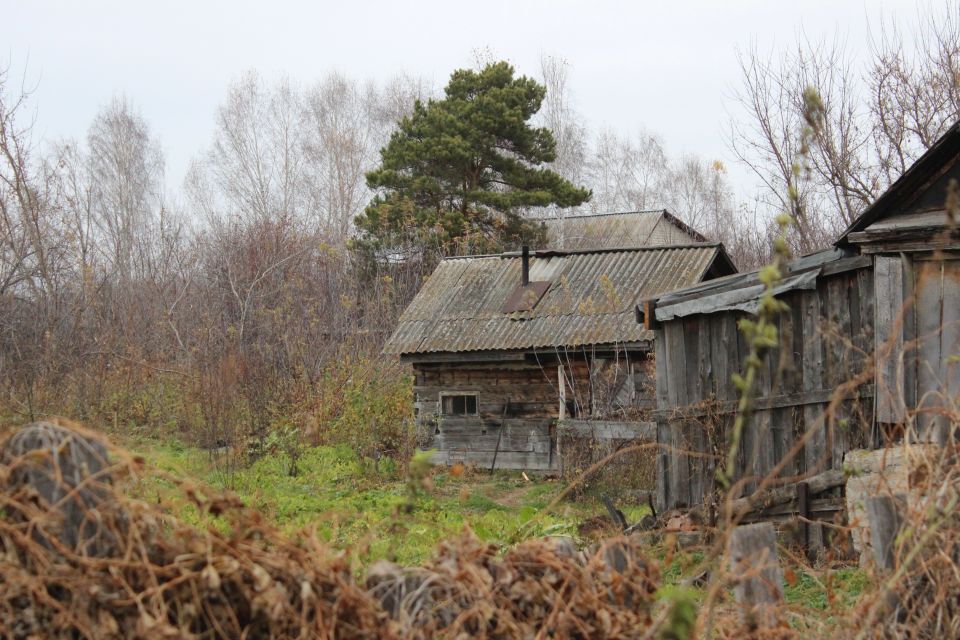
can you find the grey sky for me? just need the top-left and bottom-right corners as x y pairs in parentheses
(3, 0), (926, 202)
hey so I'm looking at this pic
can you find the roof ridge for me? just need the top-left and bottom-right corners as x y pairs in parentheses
(441, 242), (722, 260)
(538, 209), (666, 220)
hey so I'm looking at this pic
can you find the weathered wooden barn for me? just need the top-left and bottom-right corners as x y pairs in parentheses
(644, 121), (960, 518)
(542, 209), (706, 250)
(384, 242), (736, 471)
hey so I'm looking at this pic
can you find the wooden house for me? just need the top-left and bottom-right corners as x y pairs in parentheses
(384, 242), (736, 471)
(542, 210), (706, 250)
(644, 121), (960, 518)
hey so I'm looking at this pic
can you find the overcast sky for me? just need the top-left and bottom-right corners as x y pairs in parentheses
(2, 0), (930, 202)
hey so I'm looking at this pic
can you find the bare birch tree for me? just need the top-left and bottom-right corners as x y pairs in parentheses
(540, 55), (588, 187)
(730, 2), (960, 254)
(195, 71), (307, 226)
(585, 128), (668, 214)
(665, 156), (737, 241)
(303, 73), (378, 240)
(87, 96), (164, 280)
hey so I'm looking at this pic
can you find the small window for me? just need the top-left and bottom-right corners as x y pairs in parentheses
(441, 394), (478, 416)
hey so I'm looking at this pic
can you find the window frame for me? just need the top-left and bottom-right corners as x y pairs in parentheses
(438, 392), (479, 417)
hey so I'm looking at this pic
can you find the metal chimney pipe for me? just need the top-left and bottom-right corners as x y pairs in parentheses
(521, 246), (530, 287)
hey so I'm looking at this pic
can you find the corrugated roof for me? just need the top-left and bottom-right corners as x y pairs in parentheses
(648, 247), (874, 322)
(385, 244), (728, 355)
(541, 210), (706, 250)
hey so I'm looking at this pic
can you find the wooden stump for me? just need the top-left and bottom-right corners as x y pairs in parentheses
(601, 493), (628, 531)
(729, 522), (784, 630)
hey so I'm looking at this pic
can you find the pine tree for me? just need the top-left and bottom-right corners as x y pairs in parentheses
(356, 61), (591, 258)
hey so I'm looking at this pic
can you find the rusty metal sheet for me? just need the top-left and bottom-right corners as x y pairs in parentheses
(501, 281), (551, 313)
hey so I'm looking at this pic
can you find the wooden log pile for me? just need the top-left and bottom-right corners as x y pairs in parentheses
(613, 468), (846, 558)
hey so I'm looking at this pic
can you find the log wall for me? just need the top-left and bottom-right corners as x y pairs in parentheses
(412, 351), (653, 471)
(412, 358), (592, 471)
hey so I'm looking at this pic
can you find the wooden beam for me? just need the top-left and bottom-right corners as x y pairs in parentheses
(558, 365), (566, 421)
(818, 255), (872, 276)
(402, 351), (529, 364)
(740, 496), (845, 521)
(853, 236), (960, 253)
(653, 252), (864, 312)
(652, 385), (875, 419)
(432, 449), (560, 471)
(797, 482), (810, 558)
(847, 226), (959, 244)
(695, 468), (845, 521)
(643, 300), (660, 331)
(558, 420), (656, 441)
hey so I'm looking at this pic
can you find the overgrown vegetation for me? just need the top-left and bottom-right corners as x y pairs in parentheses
(127, 436), (609, 566)
(2, 5), (959, 637)
(0, 422), (669, 638)
(0, 421), (883, 639)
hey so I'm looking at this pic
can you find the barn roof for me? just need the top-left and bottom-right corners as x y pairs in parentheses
(541, 209), (706, 250)
(647, 247), (868, 322)
(837, 120), (960, 246)
(384, 243), (735, 356)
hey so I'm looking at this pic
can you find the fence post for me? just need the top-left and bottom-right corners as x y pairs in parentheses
(866, 494), (904, 571)
(796, 481), (810, 559)
(729, 522), (784, 629)
(865, 494), (906, 618)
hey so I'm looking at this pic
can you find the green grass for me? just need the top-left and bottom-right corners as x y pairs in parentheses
(784, 567), (870, 610)
(124, 437), (608, 565)
(122, 434), (874, 622)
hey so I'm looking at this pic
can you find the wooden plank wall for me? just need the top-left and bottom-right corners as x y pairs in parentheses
(654, 267), (876, 511)
(871, 251), (960, 445)
(412, 359), (592, 471)
(874, 255), (906, 423)
(912, 254), (960, 443)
